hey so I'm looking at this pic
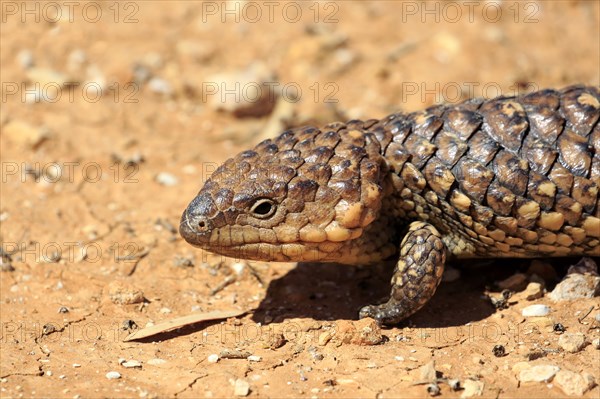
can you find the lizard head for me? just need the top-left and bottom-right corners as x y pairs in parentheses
(180, 124), (396, 264)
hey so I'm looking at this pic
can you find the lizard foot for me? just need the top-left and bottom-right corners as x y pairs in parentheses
(359, 221), (446, 325)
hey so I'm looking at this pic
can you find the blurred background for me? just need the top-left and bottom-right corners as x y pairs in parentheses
(1, 1), (599, 397)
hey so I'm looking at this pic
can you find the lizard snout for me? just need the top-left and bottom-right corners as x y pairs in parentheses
(179, 194), (216, 246)
(179, 209), (213, 245)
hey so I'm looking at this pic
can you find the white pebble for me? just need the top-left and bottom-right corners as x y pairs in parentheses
(207, 354), (220, 363)
(148, 77), (172, 95)
(231, 262), (246, 275)
(72, 364), (81, 368)
(558, 333), (586, 353)
(147, 358), (167, 365)
(233, 379), (250, 396)
(105, 371), (121, 380)
(155, 172), (179, 186)
(521, 304), (550, 317)
(247, 355), (261, 362)
(518, 364), (560, 382)
(122, 360), (142, 369)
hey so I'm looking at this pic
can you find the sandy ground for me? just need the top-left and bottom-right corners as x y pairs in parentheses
(1, 1), (599, 398)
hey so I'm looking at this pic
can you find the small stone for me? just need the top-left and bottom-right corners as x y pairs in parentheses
(518, 364), (560, 382)
(205, 62), (277, 118)
(58, 306), (69, 314)
(72, 364), (81, 368)
(558, 333), (586, 353)
(522, 304), (550, 317)
(159, 307), (171, 314)
(107, 281), (144, 305)
(207, 354), (220, 363)
(307, 346), (324, 361)
(147, 358), (167, 366)
(148, 77), (172, 95)
(233, 379), (250, 397)
(231, 262), (246, 275)
(105, 371), (121, 380)
(17, 49), (34, 69)
(448, 379), (461, 390)
(247, 355), (261, 362)
(155, 172), (179, 186)
(554, 369), (595, 396)
(121, 360), (142, 369)
(524, 282), (544, 300)
(592, 338), (600, 349)
(553, 323), (566, 332)
(461, 379), (484, 398)
(332, 318), (383, 346)
(497, 273), (528, 291)
(3, 120), (48, 149)
(419, 361), (437, 383)
(318, 330), (334, 346)
(549, 258), (600, 301)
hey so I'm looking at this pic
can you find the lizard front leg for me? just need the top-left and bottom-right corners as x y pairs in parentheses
(359, 221), (447, 325)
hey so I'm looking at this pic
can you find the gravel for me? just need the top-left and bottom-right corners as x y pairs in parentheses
(521, 304), (551, 317)
(558, 333), (586, 353)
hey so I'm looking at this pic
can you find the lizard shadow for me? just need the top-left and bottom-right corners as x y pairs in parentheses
(252, 259), (532, 329)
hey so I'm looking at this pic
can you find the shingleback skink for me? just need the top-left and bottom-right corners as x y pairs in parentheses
(180, 85), (600, 325)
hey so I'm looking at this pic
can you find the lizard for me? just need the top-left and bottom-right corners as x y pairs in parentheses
(180, 85), (600, 325)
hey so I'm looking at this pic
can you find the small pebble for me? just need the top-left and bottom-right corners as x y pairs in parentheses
(521, 304), (550, 317)
(105, 371), (121, 380)
(448, 379), (460, 391)
(554, 369), (595, 396)
(148, 77), (173, 95)
(57, 307), (69, 314)
(121, 360), (142, 369)
(524, 282), (544, 300)
(207, 354), (220, 363)
(461, 379), (484, 398)
(3, 120), (48, 149)
(155, 172), (179, 186)
(247, 355), (261, 362)
(553, 323), (566, 332)
(17, 49), (34, 69)
(419, 361), (437, 383)
(147, 358), (167, 366)
(107, 281), (144, 305)
(549, 258), (600, 301)
(233, 379), (250, 397)
(518, 364), (560, 382)
(558, 333), (586, 353)
(72, 364), (81, 368)
(592, 338), (600, 349)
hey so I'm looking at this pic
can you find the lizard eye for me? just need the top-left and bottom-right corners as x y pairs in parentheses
(250, 198), (277, 219)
